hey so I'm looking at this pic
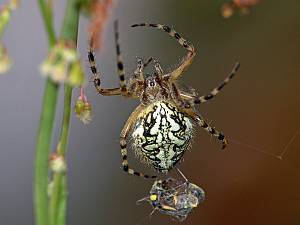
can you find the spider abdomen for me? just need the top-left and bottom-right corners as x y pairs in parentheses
(132, 101), (193, 172)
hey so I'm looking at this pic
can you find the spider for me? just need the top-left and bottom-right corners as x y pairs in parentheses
(88, 21), (240, 179)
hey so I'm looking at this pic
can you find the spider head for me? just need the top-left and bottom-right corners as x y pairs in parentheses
(142, 73), (169, 103)
(145, 73), (160, 89)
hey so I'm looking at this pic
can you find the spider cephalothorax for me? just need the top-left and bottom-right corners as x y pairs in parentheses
(88, 21), (240, 178)
(141, 73), (170, 104)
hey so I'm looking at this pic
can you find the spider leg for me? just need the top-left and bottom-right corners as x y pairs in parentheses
(183, 108), (228, 149)
(88, 49), (122, 96)
(114, 20), (129, 95)
(140, 57), (163, 75)
(120, 105), (157, 179)
(153, 58), (164, 75)
(133, 58), (147, 79)
(181, 62), (240, 104)
(143, 57), (153, 68)
(131, 23), (196, 81)
(127, 58), (152, 98)
(133, 56), (153, 76)
(88, 21), (133, 96)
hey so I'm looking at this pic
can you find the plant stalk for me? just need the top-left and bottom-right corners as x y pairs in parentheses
(48, 85), (72, 225)
(48, 0), (81, 224)
(34, 0), (57, 225)
(35, 0), (81, 225)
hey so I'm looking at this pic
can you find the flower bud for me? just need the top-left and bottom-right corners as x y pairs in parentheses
(0, 44), (11, 74)
(49, 153), (66, 173)
(74, 97), (92, 124)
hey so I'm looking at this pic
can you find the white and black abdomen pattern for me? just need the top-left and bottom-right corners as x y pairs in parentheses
(132, 101), (193, 172)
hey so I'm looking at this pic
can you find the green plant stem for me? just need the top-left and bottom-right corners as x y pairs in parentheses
(49, 85), (72, 225)
(48, 0), (81, 224)
(37, 0), (56, 46)
(35, 1), (57, 225)
(60, 0), (80, 42)
(49, 173), (63, 225)
(35, 0), (81, 224)
(34, 80), (58, 225)
(58, 86), (73, 156)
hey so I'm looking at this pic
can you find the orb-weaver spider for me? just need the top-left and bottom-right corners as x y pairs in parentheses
(88, 21), (240, 179)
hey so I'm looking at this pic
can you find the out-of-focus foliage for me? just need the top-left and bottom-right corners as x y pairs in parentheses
(221, 0), (262, 18)
(40, 41), (85, 87)
(0, 0), (19, 74)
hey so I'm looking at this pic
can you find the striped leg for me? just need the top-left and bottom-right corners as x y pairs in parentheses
(153, 58), (164, 75)
(183, 108), (228, 149)
(143, 57), (153, 68)
(133, 57), (153, 79)
(88, 49), (121, 96)
(183, 62), (240, 104)
(196, 116), (228, 149)
(114, 21), (128, 94)
(138, 57), (162, 75)
(120, 105), (157, 179)
(133, 57), (152, 79)
(133, 58), (144, 79)
(130, 58), (150, 87)
(131, 23), (196, 81)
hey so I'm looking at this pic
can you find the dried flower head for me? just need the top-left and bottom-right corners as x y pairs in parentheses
(221, 3), (235, 18)
(49, 153), (66, 173)
(0, 0), (19, 74)
(40, 40), (85, 86)
(88, 0), (114, 50)
(74, 92), (92, 124)
(0, 43), (11, 74)
(0, 0), (19, 36)
(221, 0), (262, 18)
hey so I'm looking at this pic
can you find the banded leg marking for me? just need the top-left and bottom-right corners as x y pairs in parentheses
(120, 105), (157, 179)
(134, 57), (151, 79)
(153, 58), (164, 75)
(131, 23), (196, 80)
(114, 21), (127, 93)
(143, 57), (153, 67)
(133, 57), (153, 79)
(183, 108), (228, 149)
(193, 62), (240, 104)
(131, 58), (152, 86)
(196, 116), (228, 149)
(136, 57), (161, 74)
(88, 49), (122, 96)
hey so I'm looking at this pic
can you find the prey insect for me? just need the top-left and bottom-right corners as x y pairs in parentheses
(88, 21), (240, 178)
(137, 169), (205, 221)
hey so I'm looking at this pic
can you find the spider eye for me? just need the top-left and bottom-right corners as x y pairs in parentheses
(137, 58), (143, 64)
(150, 81), (155, 87)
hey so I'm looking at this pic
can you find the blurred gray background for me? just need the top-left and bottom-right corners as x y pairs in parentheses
(1, 0), (300, 224)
